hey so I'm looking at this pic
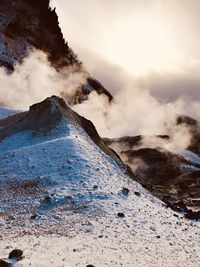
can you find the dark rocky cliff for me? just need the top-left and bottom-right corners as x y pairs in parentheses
(0, 0), (112, 103)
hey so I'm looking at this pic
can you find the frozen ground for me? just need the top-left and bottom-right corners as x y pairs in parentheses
(0, 107), (200, 267)
(0, 107), (21, 120)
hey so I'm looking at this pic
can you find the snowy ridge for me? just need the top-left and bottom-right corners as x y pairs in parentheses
(0, 107), (20, 120)
(0, 101), (200, 266)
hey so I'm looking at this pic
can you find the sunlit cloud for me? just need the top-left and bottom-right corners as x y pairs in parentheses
(52, 0), (200, 77)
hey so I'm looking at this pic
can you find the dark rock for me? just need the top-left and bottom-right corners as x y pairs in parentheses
(134, 191), (141, 197)
(0, 259), (12, 267)
(117, 212), (125, 218)
(8, 249), (23, 261)
(165, 198), (200, 220)
(86, 265), (95, 267)
(185, 210), (200, 221)
(93, 185), (98, 190)
(30, 214), (40, 220)
(41, 196), (52, 204)
(166, 200), (188, 213)
(121, 187), (130, 196)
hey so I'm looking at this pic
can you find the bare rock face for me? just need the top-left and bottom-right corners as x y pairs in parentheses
(0, 0), (112, 104)
(0, 0), (78, 70)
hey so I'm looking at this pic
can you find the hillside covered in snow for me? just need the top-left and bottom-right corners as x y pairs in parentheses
(0, 96), (200, 266)
(1, 1), (200, 266)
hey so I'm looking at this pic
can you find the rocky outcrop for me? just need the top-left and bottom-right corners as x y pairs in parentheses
(104, 122), (200, 210)
(0, 0), (79, 70)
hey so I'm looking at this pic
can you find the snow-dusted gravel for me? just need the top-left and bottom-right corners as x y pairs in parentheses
(0, 107), (20, 120)
(0, 107), (200, 267)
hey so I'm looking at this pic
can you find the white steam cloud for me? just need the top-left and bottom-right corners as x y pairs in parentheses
(51, 0), (200, 152)
(0, 49), (87, 109)
(73, 85), (198, 152)
(0, 1), (200, 154)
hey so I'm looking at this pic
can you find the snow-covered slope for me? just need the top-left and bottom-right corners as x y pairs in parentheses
(0, 107), (20, 120)
(0, 97), (200, 267)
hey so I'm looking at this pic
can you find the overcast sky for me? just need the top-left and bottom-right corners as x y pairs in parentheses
(52, 0), (200, 102)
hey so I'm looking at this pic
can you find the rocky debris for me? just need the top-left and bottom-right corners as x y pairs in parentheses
(41, 195), (52, 204)
(0, 249), (23, 267)
(117, 212), (125, 218)
(120, 187), (130, 196)
(134, 191), (141, 197)
(30, 214), (40, 220)
(93, 185), (98, 190)
(8, 249), (23, 261)
(164, 198), (200, 221)
(165, 199), (188, 213)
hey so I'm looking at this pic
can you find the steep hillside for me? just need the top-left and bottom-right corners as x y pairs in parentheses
(0, 97), (200, 266)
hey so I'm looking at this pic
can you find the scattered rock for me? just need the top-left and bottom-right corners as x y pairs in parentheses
(9, 249), (23, 261)
(30, 214), (39, 220)
(93, 185), (98, 190)
(117, 212), (125, 218)
(165, 199), (200, 221)
(41, 196), (52, 204)
(120, 187), (130, 196)
(134, 191), (141, 197)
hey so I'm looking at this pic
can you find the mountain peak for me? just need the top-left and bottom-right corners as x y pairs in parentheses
(0, 96), (123, 167)
(29, 95), (69, 116)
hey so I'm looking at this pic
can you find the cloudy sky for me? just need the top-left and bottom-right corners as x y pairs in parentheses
(52, 0), (200, 102)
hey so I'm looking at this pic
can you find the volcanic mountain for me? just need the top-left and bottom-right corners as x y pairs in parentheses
(1, 96), (200, 266)
(1, 1), (200, 266)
